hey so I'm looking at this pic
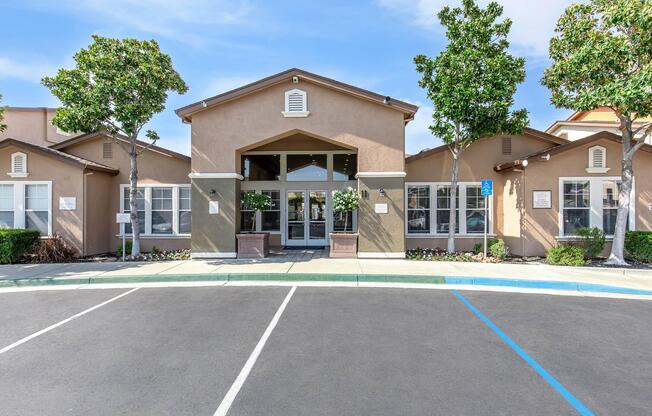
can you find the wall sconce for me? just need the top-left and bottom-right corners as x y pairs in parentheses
(209, 189), (216, 196)
(379, 188), (386, 197)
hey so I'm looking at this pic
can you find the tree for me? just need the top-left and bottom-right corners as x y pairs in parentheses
(414, 0), (528, 253)
(242, 192), (271, 232)
(42, 35), (188, 256)
(0, 94), (6, 132)
(332, 187), (359, 233)
(542, 0), (652, 265)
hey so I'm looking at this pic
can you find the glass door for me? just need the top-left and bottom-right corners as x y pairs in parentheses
(286, 190), (328, 246)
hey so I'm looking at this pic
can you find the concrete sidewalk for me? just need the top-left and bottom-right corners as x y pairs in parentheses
(0, 255), (651, 293)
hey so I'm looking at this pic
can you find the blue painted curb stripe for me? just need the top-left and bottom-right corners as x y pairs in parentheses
(452, 290), (595, 416)
(445, 276), (652, 296)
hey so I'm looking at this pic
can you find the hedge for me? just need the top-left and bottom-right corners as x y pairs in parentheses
(624, 231), (652, 263)
(0, 229), (41, 264)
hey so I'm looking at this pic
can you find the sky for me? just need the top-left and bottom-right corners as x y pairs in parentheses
(0, 0), (577, 156)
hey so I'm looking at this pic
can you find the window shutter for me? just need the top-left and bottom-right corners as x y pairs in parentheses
(102, 142), (113, 159)
(502, 137), (512, 155)
(11, 153), (26, 174)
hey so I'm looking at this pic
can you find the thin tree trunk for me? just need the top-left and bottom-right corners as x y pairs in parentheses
(607, 124), (634, 266)
(447, 146), (460, 253)
(129, 142), (141, 256)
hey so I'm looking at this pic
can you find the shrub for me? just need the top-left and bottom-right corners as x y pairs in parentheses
(624, 231), (652, 263)
(572, 227), (606, 259)
(241, 192), (271, 231)
(0, 229), (41, 264)
(473, 238), (498, 255)
(28, 234), (78, 263)
(489, 239), (508, 260)
(546, 245), (586, 266)
(117, 240), (133, 257)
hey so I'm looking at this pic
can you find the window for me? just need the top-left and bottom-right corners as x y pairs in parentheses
(10, 152), (28, 177)
(407, 186), (430, 234)
(151, 188), (173, 234)
(502, 137), (512, 155)
(283, 89), (308, 117)
(0, 184), (14, 228)
(602, 181), (629, 236)
(587, 146), (609, 173)
(25, 184), (48, 234)
(436, 185), (459, 234)
(102, 142), (113, 159)
(562, 181), (590, 235)
(261, 190), (280, 231)
(240, 191), (255, 232)
(333, 154), (357, 181)
(241, 155), (280, 181)
(123, 187), (146, 235)
(465, 185), (486, 234)
(179, 187), (191, 234)
(287, 154), (327, 181)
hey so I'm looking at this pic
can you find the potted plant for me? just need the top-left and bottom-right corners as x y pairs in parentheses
(236, 192), (272, 258)
(330, 187), (359, 258)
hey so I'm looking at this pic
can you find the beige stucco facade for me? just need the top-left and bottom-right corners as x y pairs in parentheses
(0, 107), (80, 146)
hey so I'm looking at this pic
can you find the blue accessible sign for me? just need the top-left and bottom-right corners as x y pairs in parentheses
(481, 179), (493, 196)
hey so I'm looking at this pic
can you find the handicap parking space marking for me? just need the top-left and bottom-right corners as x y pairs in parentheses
(214, 286), (297, 416)
(0, 288), (139, 356)
(452, 289), (594, 416)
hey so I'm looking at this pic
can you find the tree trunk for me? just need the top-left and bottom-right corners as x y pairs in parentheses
(607, 125), (634, 266)
(447, 147), (461, 253)
(129, 143), (141, 256)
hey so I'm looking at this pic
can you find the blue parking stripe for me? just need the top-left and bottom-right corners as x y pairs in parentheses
(452, 290), (595, 416)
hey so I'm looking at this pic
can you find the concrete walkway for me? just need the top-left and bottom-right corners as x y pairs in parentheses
(1, 253), (651, 293)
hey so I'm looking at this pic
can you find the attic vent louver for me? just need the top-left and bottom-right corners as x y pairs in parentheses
(502, 137), (512, 155)
(283, 89), (309, 117)
(102, 142), (113, 159)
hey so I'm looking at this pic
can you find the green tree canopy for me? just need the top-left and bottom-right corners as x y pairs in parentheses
(0, 94), (6, 132)
(414, 0), (528, 252)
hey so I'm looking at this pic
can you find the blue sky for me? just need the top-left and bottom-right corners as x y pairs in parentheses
(0, 0), (576, 156)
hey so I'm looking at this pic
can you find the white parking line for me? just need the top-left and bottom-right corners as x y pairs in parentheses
(214, 286), (297, 416)
(0, 287), (139, 355)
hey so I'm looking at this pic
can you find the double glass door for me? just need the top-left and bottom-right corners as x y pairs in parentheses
(286, 190), (327, 246)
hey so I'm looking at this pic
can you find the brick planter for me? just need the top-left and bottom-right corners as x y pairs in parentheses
(329, 233), (358, 258)
(236, 232), (270, 258)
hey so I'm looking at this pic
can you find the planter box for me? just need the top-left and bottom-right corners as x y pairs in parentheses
(236, 232), (270, 258)
(329, 233), (358, 258)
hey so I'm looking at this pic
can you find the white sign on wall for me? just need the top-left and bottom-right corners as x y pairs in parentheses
(59, 197), (76, 210)
(209, 200), (220, 214)
(116, 213), (131, 223)
(533, 191), (552, 209)
(374, 203), (388, 214)
(649, 203), (652, 211)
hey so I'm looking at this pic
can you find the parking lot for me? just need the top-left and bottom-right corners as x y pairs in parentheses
(0, 286), (650, 415)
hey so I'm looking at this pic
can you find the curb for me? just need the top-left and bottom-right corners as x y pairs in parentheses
(1, 273), (651, 297)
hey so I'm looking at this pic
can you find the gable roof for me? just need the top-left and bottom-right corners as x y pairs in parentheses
(405, 127), (568, 162)
(0, 139), (119, 174)
(494, 131), (652, 172)
(50, 132), (190, 161)
(175, 68), (419, 122)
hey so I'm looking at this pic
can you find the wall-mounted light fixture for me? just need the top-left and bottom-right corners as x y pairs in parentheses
(521, 160), (529, 167)
(379, 188), (386, 197)
(209, 189), (216, 196)
(540, 153), (551, 161)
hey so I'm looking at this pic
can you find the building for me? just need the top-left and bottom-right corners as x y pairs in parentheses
(546, 107), (652, 143)
(1, 69), (651, 258)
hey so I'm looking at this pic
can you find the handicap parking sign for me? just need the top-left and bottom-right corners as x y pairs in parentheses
(481, 179), (493, 196)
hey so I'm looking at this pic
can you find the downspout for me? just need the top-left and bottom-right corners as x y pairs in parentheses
(521, 169), (526, 258)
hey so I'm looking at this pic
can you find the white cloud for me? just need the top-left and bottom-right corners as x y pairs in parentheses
(22, 0), (253, 44)
(378, 0), (575, 57)
(0, 56), (58, 83)
(403, 100), (443, 155)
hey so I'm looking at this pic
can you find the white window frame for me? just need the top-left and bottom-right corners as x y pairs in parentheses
(119, 184), (191, 238)
(558, 176), (635, 239)
(586, 146), (610, 174)
(405, 182), (494, 238)
(9, 152), (28, 178)
(282, 89), (309, 118)
(0, 181), (52, 235)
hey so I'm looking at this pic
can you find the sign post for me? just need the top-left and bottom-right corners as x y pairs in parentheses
(116, 213), (131, 261)
(481, 180), (493, 258)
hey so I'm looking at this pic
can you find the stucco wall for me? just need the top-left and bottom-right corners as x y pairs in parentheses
(0, 108), (78, 146)
(84, 171), (113, 255)
(190, 79), (406, 174)
(357, 177), (405, 255)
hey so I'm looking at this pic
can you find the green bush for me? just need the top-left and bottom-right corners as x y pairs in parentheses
(473, 238), (498, 255)
(0, 229), (41, 264)
(572, 227), (606, 259)
(489, 239), (508, 260)
(546, 245), (586, 266)
(624, 231), (652, 263)
(117, 240), (133, 257)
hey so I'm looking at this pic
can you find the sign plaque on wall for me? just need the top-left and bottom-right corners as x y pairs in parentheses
(116, 213), (131, 223)
(59, 197), (76, 210)
(533, 191), (552, 209)
(374, 203), (388, 214)
(209, 201), (220, 214)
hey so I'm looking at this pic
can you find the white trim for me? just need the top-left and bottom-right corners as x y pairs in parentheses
(284, 88), (307, 114)
(189, 172), (244, 180)
(6, 173), (28, 178)
(585, 167), (610, 174)
(191, 251), (237, 259)
(115, 234), (190, 239)
(281, 111), (310, 118)
(356, 171), (406, 178)
(357, 252), (405, 258)
(120, 184), (191, 237)
(588, 145), (607, 170)
(10, 152), (28, 177)
(0, 181), (52, 236)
